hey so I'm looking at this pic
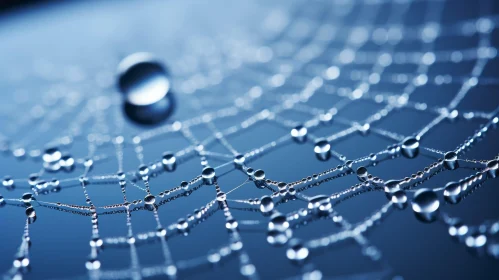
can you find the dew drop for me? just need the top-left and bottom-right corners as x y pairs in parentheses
(59, 154), (75, 171)
(307, 195), (331, 215)
(144, 194), (156, 205)
(254, 169), (265, 181)
(202, 167), (216, 185)
(267, 228), (292, 246)
(400, 137), (419, 159)
(411, 188), (440, 223)
(391, 190), (408, 209)
(443, 181), (461, 204)
(21, 193), (34, 203)
(314, 139), (331, 161)
(225, 218), (238, 230)
(444, 151), (458, 170)
(216, 192), (226, 202)
(286, 239), (309, 261)
(268, 212), (289, 231)
(233, 154), (246, 167)
(118, 53), (174, 125)
(291, 125), (308, 143)
(162, 152), (176, 171)
(25, 206), (36, 218)
(260, 196), (274, 213)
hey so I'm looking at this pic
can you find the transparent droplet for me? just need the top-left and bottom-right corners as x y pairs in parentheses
(162, 152), (176, 171)
(443, 181), (461, 204)
(286, 239), (309, 261)
(118, 52), (171, 106)
(3, 176), (14, 190)
(89, 237), (103, 248)
(260, 196), (274, 213)
(144, 194), (155, 205)
(180, 181), (189, 190)
(391, 190), (408, 209)
(176, 218), (188, 231)
(412, 189), (440, 223)
(314, 139), (331, 161)
(465, 231), (487, 249)
(59, 154), (75, 171)
(356, 166), (368, 180)
(240, 264), (256, 277)
(307, 195), (331, 214)
(254, 169), (265, 181)
(291, 125), (307, 143)
(267, 229), (292, 246)
(225, 218), (238, 230)
(25, 206), (36, 218)
(85, 258), (101, 270)
(401, 137), (419, 159)
(156, 227), (167, 237)
(43, 147), (61, 163)
(233, 154), (246, 167)
(202, 167), (216, 184)
(444, 151), (458, 170)
(21, 193), (34, 203)
(138, 164), (149, 178)
(448, 221), (468, 239)
(268, 212), (289, 231)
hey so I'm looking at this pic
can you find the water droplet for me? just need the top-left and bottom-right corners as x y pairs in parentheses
(13, 257), (30, 268)
(202, 167), (216, 185)
(118, 53), (174, 125)
(84, 158), (94, 168)
(89, 237), (103, 248)
(138, 164), (149, 178)
(3, 176), (14, 190)
(465, 231), (487, 248)
(28, 174), (39, 186)
(444, 151), (458, 170)
(267, 229), (292, 246)
(391, 190), (408, 209)
(401, 137), (419, 159)
(314, 139), (331, 161)
(384, 180), (400, 194)
(144, 194), (155, 205)
(59, 154), (75, 171)
(268, 212), (289, 231)
(25, 206), (36, 218)
(254, 169), (265, 181)
(180, 181), (189, 190)
(85, 258), (101, 270)
(356, 166), (368, 180)
(156, 227), (167, 237)
(260, 196), (274, 213)
(286, 239), (309, 261)
(216, 192), (226, 202)
(412, 189), (440, 222)
(443, 181), (461, 204)
(177, 218), (188, 231)
(233, 154), (246, 167)
(369, 153), (377, 162)
(225, 218), (238, 230)
(291, 125), (307, 143)
(487, 160), (498, 178)
(307, 195), (331, 214)
(207, 252), (221, 264)
(448, 221), (468, 239)
(43, 147), (61, 163)
(240, 264), (256, 277)
(21, 193), (34, 203)
(162, 152), (176, 171)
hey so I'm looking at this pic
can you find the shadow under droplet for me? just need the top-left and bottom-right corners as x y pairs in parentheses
(123, 93), (175, 126)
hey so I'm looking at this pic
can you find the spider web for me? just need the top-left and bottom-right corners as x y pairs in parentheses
(1, 0), (499, 279)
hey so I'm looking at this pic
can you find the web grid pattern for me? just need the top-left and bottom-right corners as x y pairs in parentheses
(1, 0), (499, 279)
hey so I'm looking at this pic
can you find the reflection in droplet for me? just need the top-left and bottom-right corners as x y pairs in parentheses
(286, 239), (309, 261)
(314, 139), (331, 161)
(443, 181), (461, 204)
(412, 188), (440, 223)
(260, 196), (274, 213)
(400, 137), (419, 159)
(118, 53), (175, 125)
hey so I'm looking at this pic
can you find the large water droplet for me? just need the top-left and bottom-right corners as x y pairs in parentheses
(268, 212), (289, 231)
(260, 196), (274, 213)
(162, 152), (176, 171)
(411, 188), (440, 222)
(118, 53), (175, 125)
